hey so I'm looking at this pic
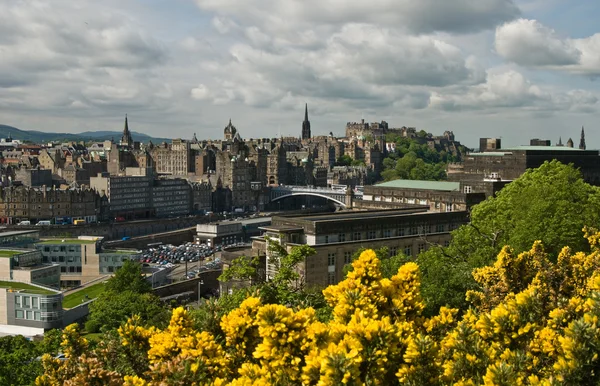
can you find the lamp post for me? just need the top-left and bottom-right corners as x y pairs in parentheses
(197, 279), (204, 307)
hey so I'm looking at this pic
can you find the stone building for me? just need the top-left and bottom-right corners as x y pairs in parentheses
(190, 181), (212, 213)
(149, 139), (192, 176)
(15, 168), (52, 187)
(252, 209), (468, 286)
(448, 145), (600, 191)
(0, 186), (105, 224)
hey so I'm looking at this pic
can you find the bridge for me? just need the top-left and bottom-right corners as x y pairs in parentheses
(270, 185), (363, 208)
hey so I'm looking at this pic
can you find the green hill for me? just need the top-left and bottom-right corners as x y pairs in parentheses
(0, 124), (171, 144)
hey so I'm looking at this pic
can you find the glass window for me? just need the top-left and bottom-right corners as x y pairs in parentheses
(32, 297), (38, 308)
(338, 233), (345, 242)
(404, 246), (412, 257)
(15, 310), (24, 319)
(23, 296), (30, 308)
(344, 252), (352, 265)
(15, 296), (21, 307)
(327, 253), (336, 266)
(327, 272), (336, 285)
(26, 310), (33, 320)
(34, 311), (41, 321)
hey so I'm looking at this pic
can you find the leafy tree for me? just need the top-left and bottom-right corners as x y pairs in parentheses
(218, 255), (259, 285)
(417, 160), (600, 314)
(335, 155), (353, 166)
(106, 259), (151, 294)
(0, 335), (42, 385)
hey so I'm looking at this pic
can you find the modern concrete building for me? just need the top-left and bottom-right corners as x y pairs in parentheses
(252, 209), (468, 286)
(152, 178), (192, 217)
(35, 237), (141, 289)
(196, 222), (243, 247)
(90, 172), (153, 219)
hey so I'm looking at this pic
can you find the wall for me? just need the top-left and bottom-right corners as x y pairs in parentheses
(62, 301), (92, 326)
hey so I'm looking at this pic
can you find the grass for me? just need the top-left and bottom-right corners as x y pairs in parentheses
(0, 250), (24, 257)
(38, 239), (98, 245)
(0, 280), (57, 295)
(62, 281), (107, 309)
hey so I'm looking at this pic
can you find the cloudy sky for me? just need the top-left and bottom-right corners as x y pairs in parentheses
(0, 0), (599, 148)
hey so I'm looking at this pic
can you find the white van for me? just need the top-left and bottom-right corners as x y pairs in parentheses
(36, 221), (51, 226)
(17, 221), (31, 226)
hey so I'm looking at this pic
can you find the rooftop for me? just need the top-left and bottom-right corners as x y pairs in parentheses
(260, 225), (304, 233)
(0, 281), (57, 295)
(38, 239), (98, 245)
(0, 249), (27, 258)
(469, 152), (510, 157)
(0, 230), (39, 237)
(503, 145), (587, 151)
(374, 180), (461, 191)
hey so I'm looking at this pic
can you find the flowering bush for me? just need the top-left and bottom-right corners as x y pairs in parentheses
(38, 229), (600, 385)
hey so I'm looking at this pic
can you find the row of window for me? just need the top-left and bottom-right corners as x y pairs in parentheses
(42, 246), (81, 252)
(322, 224), (453, 244)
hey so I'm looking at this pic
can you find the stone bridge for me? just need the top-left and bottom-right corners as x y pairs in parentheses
(270, 185), (363, 208)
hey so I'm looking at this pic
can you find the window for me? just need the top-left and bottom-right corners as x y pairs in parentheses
(383, 229), (391, 238)
(44, 247), (50, 252)
(404, 246), (412, 257)
(61, 267), (66, 273)
(344, 252), (352, 265)
(327, 253), (336, 266)
(34, 311), (41, 321)
(418, 244), (426, 254)
(76, 266), (82, 273)
(367, 231), (376, 240)
(26, 310), (33, 320)
(32, 297), (38, 308)
(353, 232), (361, 241)
(67, 256), (74, 263)
(15, 310), (24, 319)
(338, 233), (346, 242)
(436, 224), (445, 233)
(324, 235), (329, 244)
(390, 247), (398, 256)
(398, 228), (405, 236)
(23, 296), (30, 308)
(446, 203), (454, 212)
(59, 256), (65, 263)
(15, 296), (21, 307)
(60, 246), (66, 252)
(327, 272), (336, 285)
(464, 186), (472, 194)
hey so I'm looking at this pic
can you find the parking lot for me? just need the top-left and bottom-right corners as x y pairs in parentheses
(137, 242), (233, 281)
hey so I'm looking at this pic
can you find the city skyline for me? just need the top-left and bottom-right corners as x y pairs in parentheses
(0, 0), (599, 148)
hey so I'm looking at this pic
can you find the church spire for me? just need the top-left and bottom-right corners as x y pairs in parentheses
(302, 103), (311, 140)
(120, 114), (133, 147)
(579, 126), (586, 150)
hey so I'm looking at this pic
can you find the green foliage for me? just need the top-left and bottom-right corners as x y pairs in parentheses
(335, 155), (353, 166)
(88, 291), (169, 333)
(0, 335), (42, 386)
(416, 160), (600, 315)
(218, 255), (259, 284)
(105, 259), (151, 294)
(38, 329), (62, 357)
(87, 259), (167, 332)
(380, 134), (457, 182)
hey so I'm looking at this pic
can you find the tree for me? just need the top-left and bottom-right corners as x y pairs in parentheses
(218, 255), (260, 285)
(87, 291), (169, 333)
(40, 234), (600, 385)
(335, 155), (353, 167)
(106, 259), (151, 294)
(0, 335), (42, 386)
(417, 160), (600, 314)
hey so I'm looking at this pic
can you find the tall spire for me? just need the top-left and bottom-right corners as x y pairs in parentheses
(120, 114), (133, 147)
(579, 126), (586, 150)
(302, 103), (311, 140)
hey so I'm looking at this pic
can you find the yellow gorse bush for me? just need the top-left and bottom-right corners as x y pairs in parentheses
(38, 227), (600, 385)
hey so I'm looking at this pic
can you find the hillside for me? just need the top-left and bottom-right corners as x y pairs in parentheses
(0, 124), (170, 144)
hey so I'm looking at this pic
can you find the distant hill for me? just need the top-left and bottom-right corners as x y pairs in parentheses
(0, 124), (171, 144)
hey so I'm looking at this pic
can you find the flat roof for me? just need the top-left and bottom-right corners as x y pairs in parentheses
(38, 239), (98, 245)
(469, 152), (510, 156)
(503, 145), (587, 151)
(0, 230), (39, 237)
(277, 208), (441, 223)
(0, 249), (29, 258)
(374, 180), (460, 191)
(0, 281), (58, 295)
(241, 217), (272, 225)
(260, 225), (304, 233)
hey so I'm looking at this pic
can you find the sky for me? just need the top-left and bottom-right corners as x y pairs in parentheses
(0, 0), (599, 148)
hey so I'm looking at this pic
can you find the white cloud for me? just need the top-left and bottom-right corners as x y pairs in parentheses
(429, 69), (599, 113)
(196, 0), (520, 34)
(190, 84), (211, 100)
(495, 19), (600, 75)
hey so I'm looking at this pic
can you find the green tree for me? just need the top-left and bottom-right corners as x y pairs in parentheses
(417, 160), (600, 315)
(0, 335), (42, 385)
(105, 259), (151, 294)
(218, 255), (259, 285)
(87, 291), (169, 333)
(335, 155), (353, 166)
